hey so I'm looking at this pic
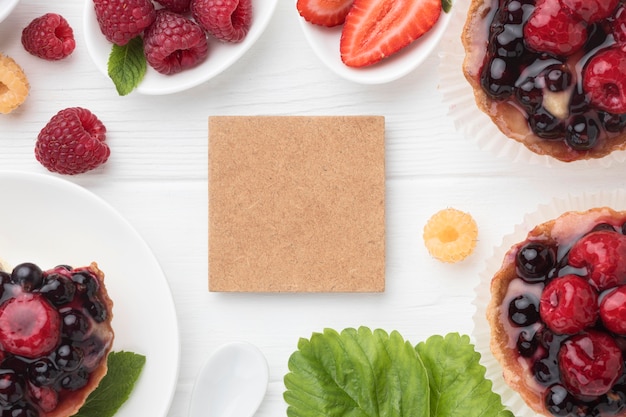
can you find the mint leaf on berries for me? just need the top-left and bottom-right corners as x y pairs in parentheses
(72, 351), (146, 417)
(107, 36), (146, 96)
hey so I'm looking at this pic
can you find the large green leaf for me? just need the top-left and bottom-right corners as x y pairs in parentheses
(284, 327), (430, 417)
(416, 333), (513, 417)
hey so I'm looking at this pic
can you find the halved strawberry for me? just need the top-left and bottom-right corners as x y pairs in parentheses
(340, 0), (442, 67)
(297, 0), (354, 27)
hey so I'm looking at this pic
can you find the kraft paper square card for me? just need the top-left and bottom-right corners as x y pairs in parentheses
(208, 116), (385, 292)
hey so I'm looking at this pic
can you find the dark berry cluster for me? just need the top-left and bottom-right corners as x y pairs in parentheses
(508, 222), (626, 416)
(481, 0), (626, 151)
(0, 263), (112, 417)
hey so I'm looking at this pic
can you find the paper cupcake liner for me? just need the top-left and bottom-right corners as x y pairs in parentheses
(473, 190), (626, 416)
(437, 0), (626, 168)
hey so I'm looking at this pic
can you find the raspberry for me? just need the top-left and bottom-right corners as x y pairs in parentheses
(0, 293), (61, 358)
(21, 13), (75, 61)
(568, 230), (626, 290)
(560, 0), (619, 22)
(558, 331), (623, 397)
(583, 46), (626, 114)
(423, 208), (478, 263)
(144, 10), (209, 75)
(190, 0), (253, 42)
(523, 0), (587, 56)
(599, 285), (626, 334)
(539, 274), (598, 334)
(93, 0), (156, 46)
(35, 107), (110, 175)
(0, 53), (29, 114)
(155, 0), (191, 14)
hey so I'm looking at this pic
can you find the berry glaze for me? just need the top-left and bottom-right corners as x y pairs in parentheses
(462, 0), (626, 161)
(489, 208), (626, 416)
(0, 262), (113, 417)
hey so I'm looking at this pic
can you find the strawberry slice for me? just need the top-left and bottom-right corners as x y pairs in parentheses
(297, 0), (354, 27)
(340, 0), (442, 67)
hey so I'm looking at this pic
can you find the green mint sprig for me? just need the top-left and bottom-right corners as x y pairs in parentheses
(72, 351), (146, 417)
(107, 37), (147, 96)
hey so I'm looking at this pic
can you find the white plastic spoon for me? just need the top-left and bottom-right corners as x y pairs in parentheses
(189, 342), (269, 417)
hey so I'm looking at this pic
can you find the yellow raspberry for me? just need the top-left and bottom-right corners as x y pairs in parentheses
(423, 208), (478, 263)
(0, 53), (29, 114)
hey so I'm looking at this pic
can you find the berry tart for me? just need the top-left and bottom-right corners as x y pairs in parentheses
(0, 261), (114, 417)
(462, 0), (626, 162)
(488, 207), (626, 416)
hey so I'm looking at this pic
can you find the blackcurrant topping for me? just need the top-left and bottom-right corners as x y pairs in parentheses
(508, 294), (540, 326)
(516, 242), (555, 281)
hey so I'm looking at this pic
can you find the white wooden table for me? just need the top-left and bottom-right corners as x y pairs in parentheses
(2, 1), (624, 416)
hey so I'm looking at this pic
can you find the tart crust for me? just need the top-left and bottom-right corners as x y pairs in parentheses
(488, 207), (626, 416)
(461, 0), (626, 162)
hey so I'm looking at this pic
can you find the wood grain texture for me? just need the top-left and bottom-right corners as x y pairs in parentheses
(1, 1), (626, 417)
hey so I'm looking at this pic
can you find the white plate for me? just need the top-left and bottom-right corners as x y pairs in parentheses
(0, 0), (19, 23)
(83, 0), (278, 95)
(0, 171), (179, 417)
(296, 3), (453, 84)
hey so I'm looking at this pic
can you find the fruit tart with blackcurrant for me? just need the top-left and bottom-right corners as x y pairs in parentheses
(0, 261), (114, 417)
(462, 0), (626, 162)
(488, 207), (626, 416)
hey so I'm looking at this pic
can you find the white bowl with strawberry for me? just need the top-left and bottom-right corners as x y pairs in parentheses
(83, 0), (278, 95)
(296, 0), (453, 84)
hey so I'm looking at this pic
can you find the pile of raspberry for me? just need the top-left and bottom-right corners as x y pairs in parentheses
(93, 0), (253, 75)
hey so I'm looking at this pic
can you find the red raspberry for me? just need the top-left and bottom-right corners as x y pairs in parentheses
(144, 10), (209, 75)
(523, 0), (587, 56)
(600, 285), (626, 334)
(21, 13), (75, 61)
(155, 0), (191, 14)
(35, 107), (110, 175)
(0, 293), (61, 358)
(190, 0), (253, 43)
(560, 0), (619, 22)
(568, 230), (626, 290)
(558, 331), (623, 397)
(539, 274), (598, 334)
(93, 0), (156, 46)
(583, 46), (626, 114)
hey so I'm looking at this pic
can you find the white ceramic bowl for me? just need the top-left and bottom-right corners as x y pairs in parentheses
(83, 0), (278, 95)
(0, 0), (19, 23)
(296, 3), (453, 84)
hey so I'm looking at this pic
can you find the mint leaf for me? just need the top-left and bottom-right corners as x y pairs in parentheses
(107, 36), (146, 96)
(416, 333), (513, 417)
(284, 326), (430, 417)
(442, 0), (453, 13)
(72, 351), (146, 417)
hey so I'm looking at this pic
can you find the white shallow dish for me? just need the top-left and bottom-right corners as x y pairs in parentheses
(0, 0), (19, 23)
(296, 3), (452, 84)
(0, 171), (179, 417)
(83, 0), (278, 95)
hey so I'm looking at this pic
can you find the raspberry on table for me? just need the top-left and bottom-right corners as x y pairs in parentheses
(191, 0), (253, 42)
(35, 107), (110, 175)
(144, 10), (209, 75)
(423, 208), (478, 263)
(0, 53), (29, 114)
(155, 0), (192, 14)
(21, 13), (75, 61)
(93, 0), (156, 46)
